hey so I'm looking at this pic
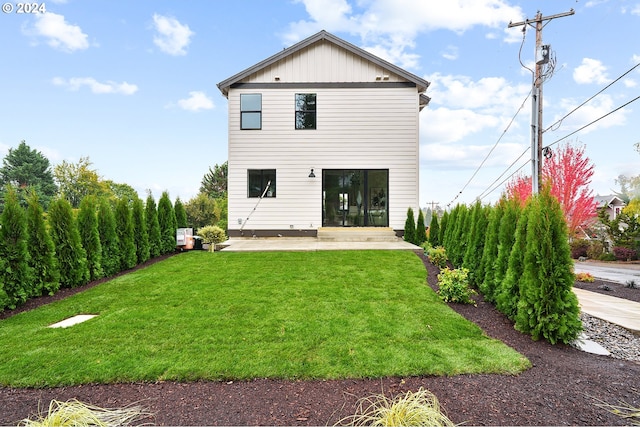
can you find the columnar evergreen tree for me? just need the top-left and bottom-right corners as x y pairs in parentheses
(145, 192), (162, 258)
(463, 202), (489, 287)
(429, 213), (440, 247)
(174, 197), (188, 228)
(415, 208), (427, 246)
(438, 210), (448, 248)
(48, 197), (89, 288)
(442, 205), (458, 250)
(514, 187), (582, 344)
(495, 200), (532, 320)
(115, 198), (137, 270)
(132, 197), (150, 264)
(25, 189), (59, 297)
(404, 207), (416, 244)
(449, 204), (469, 267)
(479, 201), (504, 301)
(97, 198), (120, 277)
(0, 185), (33, 308)
(158, 191), (177, 254)
(77, 196), (103, 281)
(493, 197), (522, 304)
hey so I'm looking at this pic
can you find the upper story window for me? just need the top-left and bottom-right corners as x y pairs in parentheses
(295, 93), (316, 129)
(241, 94), (262, 130)
(248, 169), (276, 198)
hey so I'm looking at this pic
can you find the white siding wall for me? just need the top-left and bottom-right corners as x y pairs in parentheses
(228, 85), (419, 233)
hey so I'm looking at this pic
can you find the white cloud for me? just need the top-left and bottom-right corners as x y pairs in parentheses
(573, 58), (610, 85)
(441, 45), (459, 61)
(176, 91), (214, 112)
(421, 107), (501, 145)
(152, 14), (194, 56)
(52, 77), (138, 95)
(283, 0), (524, 69)
(23, 12), (89, 52)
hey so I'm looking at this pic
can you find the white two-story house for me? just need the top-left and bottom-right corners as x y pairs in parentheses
(217, 30), (430, 238)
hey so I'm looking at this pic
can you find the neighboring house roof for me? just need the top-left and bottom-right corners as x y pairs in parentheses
(594, 194), (626, 208)
(217, 30), (431, 107)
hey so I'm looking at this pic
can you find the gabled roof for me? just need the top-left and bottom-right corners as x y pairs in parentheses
(217, 30), (431, 100)
(594, 194), (626, 208)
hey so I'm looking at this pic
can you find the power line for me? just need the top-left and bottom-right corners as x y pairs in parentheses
(475, 146), (529, 201)
(543, 62), (640, 134)
(544, 94), (640, 149)
(445, 89), (532, 208)
(478, 158), (530, 202)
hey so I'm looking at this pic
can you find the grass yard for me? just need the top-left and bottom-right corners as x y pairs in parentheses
(0, 251), (530, 387)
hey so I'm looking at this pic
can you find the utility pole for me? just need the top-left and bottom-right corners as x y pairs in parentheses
(508, 9), (574, 194)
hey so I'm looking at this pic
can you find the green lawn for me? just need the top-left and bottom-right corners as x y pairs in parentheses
(0, 251), (529, 387)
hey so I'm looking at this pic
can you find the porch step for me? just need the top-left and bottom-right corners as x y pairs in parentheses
(317, 227), (399, 242)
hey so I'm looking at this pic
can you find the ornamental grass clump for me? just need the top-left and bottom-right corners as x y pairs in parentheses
(19, 399), (152, 427)
(337, 388), (455, 427)
(437, 267), (476, 305)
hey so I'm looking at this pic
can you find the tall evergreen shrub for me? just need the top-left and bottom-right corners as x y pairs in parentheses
(132, 197), (150, 264)
(0, 185), (33, 308)
(403, 207), (416, 244)
(479, 201), (504, 301)
(145, 192), (161, 258)
(495, 200), (531, 320)
(174, 197), (188, 228)
(158, 191), (177, 254)
(449, 204), (469, 267)
(463, 202), (489, 287)
(97, 198), (119, 277)
(514, 187), (582, 344)
(492, 197), (522, 304)
(438, 210), (448, 248)
(26, 189), (59, 297)
(429, 213), (440, 247)
(415, 209), (427, 246)
(115, 198), (137, 270)
(77, 196), (103, 281)
(48, 197), (89, 288)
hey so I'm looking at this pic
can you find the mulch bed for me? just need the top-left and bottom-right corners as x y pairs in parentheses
(2, 251), (640, 426)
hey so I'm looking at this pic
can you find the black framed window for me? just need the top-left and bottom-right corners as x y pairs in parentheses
(295, 93), (316, 129)
(241, 94), (262, 130)
(248, 169), (276, 198)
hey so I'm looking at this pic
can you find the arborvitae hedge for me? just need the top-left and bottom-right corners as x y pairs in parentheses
(438, 210), (448, 248)
(493, 197), (521, 303)
(463, 202), (488, 288)
(132, 197), (150, 264)
(415, 209), (427, 246)
(0, 185), (33, 308)
(429, 213), (440, 247)
(77, 196), (104, 281)
(48, 197), (89, 288)
(479, 201), (504, 301)
(115, 197), (137, 271)
(97, 197), (120, 277)
(514, 187), (582, 344)
(404, 207), (416, 244)
(449, 204), (469, 267)
(26, 189), (59, 297)
(158, 191), (177, 255)
(174, 197), (188, 229)
(145, 193), (162, 258)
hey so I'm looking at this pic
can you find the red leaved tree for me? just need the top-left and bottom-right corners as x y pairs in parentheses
(504, 142), (598, 237)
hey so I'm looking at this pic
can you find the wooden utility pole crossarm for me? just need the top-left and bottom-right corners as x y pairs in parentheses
(508, 9), (575, 195)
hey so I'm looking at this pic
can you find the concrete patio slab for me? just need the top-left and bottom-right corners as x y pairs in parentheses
(574, 287), (640, 333)
(220, 237), (421, 252)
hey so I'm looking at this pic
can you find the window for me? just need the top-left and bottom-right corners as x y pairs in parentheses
(241, 94), (262, 130)
(248, 169), (276, 198)
(295, 93), (316, 129)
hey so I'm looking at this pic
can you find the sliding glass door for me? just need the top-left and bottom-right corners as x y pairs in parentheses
(322, 169), (388, 227)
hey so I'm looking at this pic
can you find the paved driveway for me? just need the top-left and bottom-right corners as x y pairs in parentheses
(573, 260), (640, 284)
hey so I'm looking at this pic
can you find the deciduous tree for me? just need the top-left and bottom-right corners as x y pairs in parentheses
(53, 157), (106, 208)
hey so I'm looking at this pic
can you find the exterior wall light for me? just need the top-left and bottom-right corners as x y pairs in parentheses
(308, 168), (316, 178)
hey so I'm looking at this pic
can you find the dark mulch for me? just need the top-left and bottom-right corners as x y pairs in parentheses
(1, 252), (640, 426)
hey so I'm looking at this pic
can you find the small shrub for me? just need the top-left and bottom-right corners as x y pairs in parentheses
(420, 241), (432, 251)
(427, 246), (448, 269)
(613, 246), (638, 261)
(570, 239), (589, 259)
(336, 387), (455, 427)
(575, 272), (595, 283)
(404, 207), (416, 244)
(625, 280), (638, 289)
(197, 225), (227, 251)
(437, 267), (476, 305)
(586, 241), (604, 260)
(599, 252), (617, 262)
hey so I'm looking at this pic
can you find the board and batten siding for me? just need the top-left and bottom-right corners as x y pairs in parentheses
(227, 85), (420, 234)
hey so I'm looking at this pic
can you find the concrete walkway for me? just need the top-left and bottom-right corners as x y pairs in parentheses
(574, 287), (640, 333)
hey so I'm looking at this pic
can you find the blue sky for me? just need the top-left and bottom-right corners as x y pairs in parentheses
(1, 0), (639, 210)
